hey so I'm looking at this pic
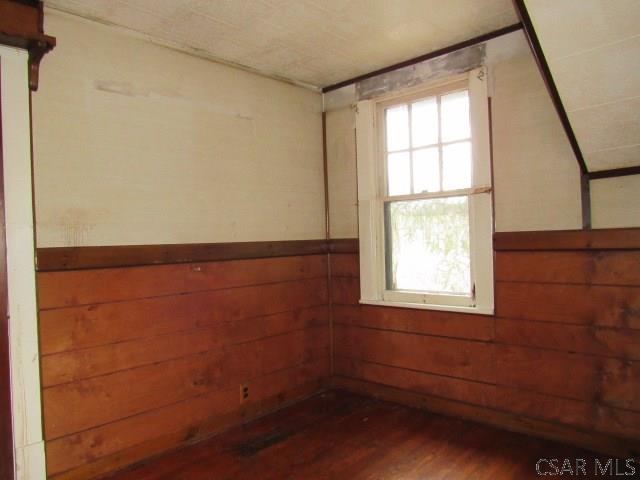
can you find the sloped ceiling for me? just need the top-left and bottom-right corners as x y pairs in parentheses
(43, 0), (517, 89)
(525, 0), (640, 172)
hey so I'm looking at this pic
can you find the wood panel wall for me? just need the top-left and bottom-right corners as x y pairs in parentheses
(36, 230), (640, 478)
(331, 230), (640, 457)
(37, 254), (330, 479)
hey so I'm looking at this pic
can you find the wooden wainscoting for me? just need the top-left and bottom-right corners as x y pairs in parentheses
(37, 249), (331, 479)
(36, 231), (640, 478)
(330, 229), (640, 457)
(36, 239), (328, 271)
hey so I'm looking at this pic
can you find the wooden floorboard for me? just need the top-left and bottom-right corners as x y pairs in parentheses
(104, 390), (620, 480)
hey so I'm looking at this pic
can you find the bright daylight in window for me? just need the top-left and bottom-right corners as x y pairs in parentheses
(357, 69), (493, 314)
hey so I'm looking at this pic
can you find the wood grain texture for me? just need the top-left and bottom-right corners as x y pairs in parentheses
(37, 238), (359, 271)
(494, 228), (640, 251)
(47, 367), (328, 478)
(329, 252), (360, 277)
(334, 304), (494, 341)
(330, 276), (360, 305)
(495, 251), (640, 285)
(42, 306), (327, 386)
(331, 380), (640, 459)
(102, 390), (632, 480)
(327, 238), (359, 254)
(0, 0), (41, 37)
(329, 231), (640, 455)
(44, 325), (328, 440)
(0, 0), (55, 90)
(37, 240), (328, 271)
(495, 281), (640, 328)
(494, 345), (602, 403)
(38, 229), (640, 478)
(495, 318), (640, 359)
(38, 254), (327, 309)
(335, 357), (632, 441)
(335, 357), (496, 408)
(39, 254), (331, 478)
(335, 324), (495, 384)
(39, 280), (327, 356)
(335, 355), (639, 441)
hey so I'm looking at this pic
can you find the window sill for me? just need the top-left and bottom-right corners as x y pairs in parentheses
(359, 299), (494, 316)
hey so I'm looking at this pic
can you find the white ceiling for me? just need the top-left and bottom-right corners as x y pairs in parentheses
(43, 0), (517, 88)
(526, 0), (640, 172)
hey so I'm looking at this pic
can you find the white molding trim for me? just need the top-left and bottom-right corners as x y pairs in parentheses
(0, 45), (46, 480)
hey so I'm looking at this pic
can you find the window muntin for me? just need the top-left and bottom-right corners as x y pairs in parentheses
(383, 88), (472, 198)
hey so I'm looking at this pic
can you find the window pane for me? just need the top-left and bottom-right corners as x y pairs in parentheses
(385, 105), (409, 151)
(412, 147), (440, 193)
(411, 97), (438, 148)
(385, 196), (471, 295)
(387, 152), (411, 196)
(441, 90), (470, 142)
(442, 141), (472, 190)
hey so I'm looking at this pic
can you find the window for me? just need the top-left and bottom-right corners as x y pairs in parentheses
(356, 69), (493, 314)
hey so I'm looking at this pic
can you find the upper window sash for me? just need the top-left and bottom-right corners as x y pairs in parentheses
(377, 79), (489, 203)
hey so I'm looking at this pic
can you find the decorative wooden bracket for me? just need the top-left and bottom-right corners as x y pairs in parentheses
(0, 0), (56, 91)
(26, 35), (55, 90)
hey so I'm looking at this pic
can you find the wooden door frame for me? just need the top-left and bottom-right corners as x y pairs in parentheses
(0, 3), (55, 477)
(0, 59), (14, 480)
(0, 43), (48, 480)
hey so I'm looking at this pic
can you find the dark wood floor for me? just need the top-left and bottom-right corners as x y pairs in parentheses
(106, 390), (623, 479)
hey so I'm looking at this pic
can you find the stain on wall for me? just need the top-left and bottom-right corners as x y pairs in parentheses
(324, 31), (583, 235)
(32, 11), (325, 247)
(357, 44), (485, 100)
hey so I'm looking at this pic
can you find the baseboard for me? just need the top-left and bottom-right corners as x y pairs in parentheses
(330, 376), (639, 459)
(50, 379), (328, 480)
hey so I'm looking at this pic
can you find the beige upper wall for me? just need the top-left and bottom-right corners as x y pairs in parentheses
(491, 53), (582, 231)
(32, 10), (325, 247)
(32, 12), (639, 246)
(326, 107), (358, 238)
(591, 176), (640, 229)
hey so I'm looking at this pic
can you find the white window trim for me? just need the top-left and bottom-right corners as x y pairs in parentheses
(0, 45), (47, 478)
(356, 68), (494, 315)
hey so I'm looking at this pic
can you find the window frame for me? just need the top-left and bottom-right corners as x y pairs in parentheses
(356, 68), (494, 315)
